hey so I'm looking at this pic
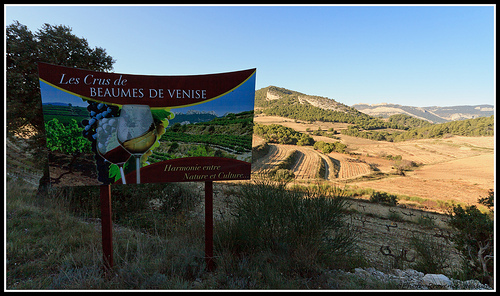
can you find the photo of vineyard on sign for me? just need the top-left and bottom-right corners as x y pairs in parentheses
(38, 63), (256, 186)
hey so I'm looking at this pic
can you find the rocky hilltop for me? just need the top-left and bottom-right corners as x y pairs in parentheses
(257, 85), (353, 113)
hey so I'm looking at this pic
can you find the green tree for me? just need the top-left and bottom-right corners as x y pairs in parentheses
(6, 21), (115, 194)
(297, 133), (315, 146)
(447, 192), (494, 287)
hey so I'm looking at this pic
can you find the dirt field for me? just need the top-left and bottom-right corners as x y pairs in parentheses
(254, 114), (352, 134)
(253, 115), (495, 210)
(348, 137), (494, 209)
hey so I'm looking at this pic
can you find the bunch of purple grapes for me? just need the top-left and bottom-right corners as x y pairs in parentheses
(81, 101), (121, 184)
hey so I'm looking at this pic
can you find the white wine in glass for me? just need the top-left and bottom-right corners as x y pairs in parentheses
(117, 105), (157, 184)
(96, 117), (131, 184)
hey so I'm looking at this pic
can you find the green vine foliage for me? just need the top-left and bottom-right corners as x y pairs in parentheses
(44, 118), (92, 155)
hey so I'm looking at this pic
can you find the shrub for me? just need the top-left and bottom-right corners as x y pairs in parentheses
(369, 191), (398, 206)
(416, 215), (436, 228)
(409, 233), (451, 274)
(314, 141), (346, 154)
(216, 180), (359, 274)
(272, 169), (295, 182)
(447, 192), (494, 286)
(50, 182), (199, 235)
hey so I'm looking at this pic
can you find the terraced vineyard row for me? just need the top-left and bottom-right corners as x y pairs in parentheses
(290, 149), (321, 180)
(252, 144), (292, 172)
(329, 152), (373, 179)
(253, 144), (373, 181)
(253, 144), (320, 179)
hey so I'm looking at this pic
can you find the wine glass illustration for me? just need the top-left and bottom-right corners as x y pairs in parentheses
(117, 105), (157, 184)
(96, 117), (131, 184)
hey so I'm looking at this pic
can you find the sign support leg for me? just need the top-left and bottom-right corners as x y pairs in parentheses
(100, 184), (113, 273)
(205, 180), (215, 271)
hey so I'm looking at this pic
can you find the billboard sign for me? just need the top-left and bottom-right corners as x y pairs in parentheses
(38, 63), (256, 186)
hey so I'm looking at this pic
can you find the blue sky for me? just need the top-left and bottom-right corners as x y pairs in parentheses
(5, 4), (495, 107)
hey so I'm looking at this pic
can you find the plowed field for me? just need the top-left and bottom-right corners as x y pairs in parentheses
(290, 149), (321, 180)
(253, 144), (328, 180)
(252, 144), (294, 172)
(253, 115), (494, 209)
(353, 139), (488, 165)
(329, 152), (372, 179)
(253, 144), (375, 181)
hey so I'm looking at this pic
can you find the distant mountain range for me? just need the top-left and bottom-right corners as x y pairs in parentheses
(352, 103), (494, 123)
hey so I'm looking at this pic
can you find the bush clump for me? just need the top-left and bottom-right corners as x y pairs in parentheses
(216, 180), (361, 277)
(369, 191), (399, 206)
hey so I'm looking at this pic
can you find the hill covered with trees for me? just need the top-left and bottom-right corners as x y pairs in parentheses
(255, 86), (440, 131)
(256, 86), (400, 130)
(255, 86), (494, 141)
(341, 115), (494, 141)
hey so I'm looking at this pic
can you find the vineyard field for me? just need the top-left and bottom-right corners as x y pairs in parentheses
(42, 104), (89, 127)
(252, 143), (372, 181)
(252, 144), (323, 179)
(252, 144), (295, 173)
(289, 149), (321, 180)
(160, 131), (252, 152)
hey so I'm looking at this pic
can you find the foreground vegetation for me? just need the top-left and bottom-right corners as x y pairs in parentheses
(6, 177), (494, 290)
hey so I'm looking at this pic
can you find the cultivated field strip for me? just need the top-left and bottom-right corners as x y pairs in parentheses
(252, 144), (292, 172)
(290, 148), (321, 180)
(318, 154), (336, 180)
(253, 144), (331, 180)
(329, 152), (372, 179)
(358, 145), (445, 164)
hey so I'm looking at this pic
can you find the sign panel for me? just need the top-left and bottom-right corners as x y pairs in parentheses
(38, 63), (256, 186)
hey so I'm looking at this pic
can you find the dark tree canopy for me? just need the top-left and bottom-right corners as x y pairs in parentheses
(6, 21), (115, 191)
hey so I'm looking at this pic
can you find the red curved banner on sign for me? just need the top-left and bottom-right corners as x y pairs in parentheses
(38, 62), (256, 108)
(115, 157), (251, 184)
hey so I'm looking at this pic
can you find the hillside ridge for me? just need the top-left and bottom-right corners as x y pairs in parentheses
(256, 85), (494, 123)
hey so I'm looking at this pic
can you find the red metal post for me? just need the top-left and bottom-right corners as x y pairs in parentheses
(205, 180), (215, 271)
(100, 184), (113, 272)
